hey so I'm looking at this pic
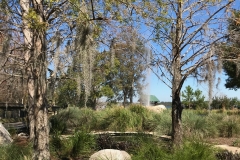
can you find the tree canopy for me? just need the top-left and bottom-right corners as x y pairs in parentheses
(220, 10), (240, 90)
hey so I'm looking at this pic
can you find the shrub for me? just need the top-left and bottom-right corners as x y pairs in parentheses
(129, 104), (158, 131)
(172, 140), (216, 160)
(131, 135), (170, 160)
(70, 130), (96, 158)
(218, 116), (240, 137)
(50, 107), (99, 133)
(50, 130), (96, 159)
(154, 109), (172, 135)
(109, 107), (139, 131)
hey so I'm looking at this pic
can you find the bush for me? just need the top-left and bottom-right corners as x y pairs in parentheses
(102, 107), (139, 131)
(131, 135), (170, 160)
(182, 110), (215, 138)
(70, 130), (96, 158)
(50, 107), (99, 133)
(172, 140), (216, 160)
(218, 116), (240, 137)
(129, 104), (158, 131)
(154, 109), (172, 135)
(50, 130), (96, 159)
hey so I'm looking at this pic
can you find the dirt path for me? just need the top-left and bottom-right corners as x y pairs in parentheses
(215, 145), (240, 154)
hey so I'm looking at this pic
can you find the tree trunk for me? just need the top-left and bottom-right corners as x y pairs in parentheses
(171, 93), (183, 146)
(123, 92), (127, 107)
(129, 87), (133, 104)
(20, 0), (50, 159)
(171, 52), (183, 146)
(171, 1), (183, 147)
(32, 32), (49, 160)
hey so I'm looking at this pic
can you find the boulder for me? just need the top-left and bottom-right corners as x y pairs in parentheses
(0, 122), (13, 145)
(146, 105), (166, 113)
(89, 149), (131, 160)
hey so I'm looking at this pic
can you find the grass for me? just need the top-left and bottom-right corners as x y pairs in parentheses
(0, 143), (32, 160)
(2, 105), (240, 159)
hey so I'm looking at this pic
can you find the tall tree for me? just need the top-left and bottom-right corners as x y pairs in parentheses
(219, 10), (240, 90)
(149, 0), (235, 146)
(0, 0), (141, 158)
(181, 85), (194, 109)
(0, 0), (76, 159)
(108, 27), (149, 106)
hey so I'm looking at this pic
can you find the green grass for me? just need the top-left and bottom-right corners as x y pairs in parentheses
(0, 143), (32, 160)
(3, 105), (239, 159)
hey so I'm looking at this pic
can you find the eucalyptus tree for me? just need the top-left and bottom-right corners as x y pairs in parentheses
(148, 0), (236, 145)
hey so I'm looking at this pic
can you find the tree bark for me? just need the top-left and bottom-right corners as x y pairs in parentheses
(20, 0), (50, 159)
(171, 0), (183, 147)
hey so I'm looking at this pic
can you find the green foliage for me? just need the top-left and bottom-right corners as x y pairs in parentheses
(211, 96), (240, 110)
(181, 85), (194, 108)
(182, 110), (218, 138)
(50, 107), (98, 133)
(172, 140), (216, 160)
(221, 10), (240, 90)
(70, 131), (96, 158)
(100, 107), (140, 131)
(131, 136), (170, 160)
(223, 61), (240, 90)
(25, 8), (47, 31)
(0, 143), (32, 160)
(218, 116), (240, 137)
(50, 104), (240, 143)
(55, 79), (79, 107)
(154, 109), (172, 136)
(50, 130), (95, 159)
(98, 105), (166, 132)
(181, 85), (207, 109)
(194, 89), (207, 109)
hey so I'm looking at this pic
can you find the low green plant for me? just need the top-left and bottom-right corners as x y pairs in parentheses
(218, 116), (240, 137)
(70, 130), (96, 158)
(155, 109), (172, 135)
(0, 143), (32, 160)
(50, 130), (96, 159)
(50, 107), (99, 133)
(172, 140), (216, 160)
(131, 135), (170, 160)
(232, 139), (240, 147)
(99, 107), (140, 131)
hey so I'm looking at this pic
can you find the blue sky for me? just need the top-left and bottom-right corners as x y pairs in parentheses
(149, 72), (240, 102)
(141, 1), (240, 102)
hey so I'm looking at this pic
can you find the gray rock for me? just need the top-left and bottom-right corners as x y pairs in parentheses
(0, 123), (13, 145)
(89, 149), (131, 160)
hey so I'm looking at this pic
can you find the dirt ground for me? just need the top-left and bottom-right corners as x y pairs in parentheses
(207, 137), (240, 153)
(207, 137), (240, 146)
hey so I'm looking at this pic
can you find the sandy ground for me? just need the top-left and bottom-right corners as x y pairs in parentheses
(215, 145), (240, 154)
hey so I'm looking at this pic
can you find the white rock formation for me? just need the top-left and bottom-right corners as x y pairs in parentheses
(89, 149), (131, 160)
(146, 105), (167, 113)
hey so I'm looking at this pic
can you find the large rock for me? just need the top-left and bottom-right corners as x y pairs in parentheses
(0, 123), (13, 145)
(146, 105), (166, 113)
(89, 149), (131, 160)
